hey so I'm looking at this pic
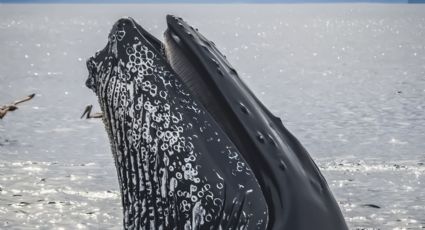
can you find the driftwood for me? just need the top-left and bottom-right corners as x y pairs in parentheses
(80, 104), (102, 119)
(0, 94), (35, 119)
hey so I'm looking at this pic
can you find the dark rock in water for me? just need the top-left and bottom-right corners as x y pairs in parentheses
(362, 204), (381, 209)
(18, 202), (30, 206)
(85, 16), (348, 230)
(15, 210), (28, 214)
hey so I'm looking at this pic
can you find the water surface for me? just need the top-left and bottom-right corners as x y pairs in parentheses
(0, 4), (424, 229)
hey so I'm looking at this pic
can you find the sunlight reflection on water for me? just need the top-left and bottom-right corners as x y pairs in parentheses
(1, 4), (424, 229)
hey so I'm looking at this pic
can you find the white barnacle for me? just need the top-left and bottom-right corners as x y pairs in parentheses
(160, 169), (168, 198)
(216, 182), (223, 189)
(191, 201), (206, 228)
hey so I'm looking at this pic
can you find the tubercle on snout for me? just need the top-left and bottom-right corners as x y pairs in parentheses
(85, 57), (98, 93)
(84, 17), (134, 95)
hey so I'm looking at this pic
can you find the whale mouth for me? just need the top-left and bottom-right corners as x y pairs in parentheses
(128, 17), (241, 145)
(85, 15), (348, 230)
(162, 25), (251, 163)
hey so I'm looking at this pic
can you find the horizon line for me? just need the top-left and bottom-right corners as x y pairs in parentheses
(3, 0), (425, 3)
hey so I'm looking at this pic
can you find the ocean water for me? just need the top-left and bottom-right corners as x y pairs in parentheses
(0, 4), (424, 229)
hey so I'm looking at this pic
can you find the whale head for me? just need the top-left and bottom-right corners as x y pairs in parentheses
(85, 16), (347, 230)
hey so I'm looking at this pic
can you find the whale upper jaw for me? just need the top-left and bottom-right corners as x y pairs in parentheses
(85, 15), (348, 230)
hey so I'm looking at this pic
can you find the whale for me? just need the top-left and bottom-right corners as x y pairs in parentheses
(85, 16), (348, 230)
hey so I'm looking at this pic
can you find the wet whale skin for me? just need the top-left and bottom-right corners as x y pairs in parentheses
(86, 18), (268, 229)
(86, 16), (348, 230)
(164, 16), (348, 230)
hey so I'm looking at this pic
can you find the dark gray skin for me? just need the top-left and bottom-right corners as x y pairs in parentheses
(86, 18), (268, 229)
(164, 15), (348, 230)
(86, 16), (348, 230)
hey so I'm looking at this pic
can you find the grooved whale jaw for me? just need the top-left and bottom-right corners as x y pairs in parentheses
(86, 17), (268, 229)
(85, 16), (348, 230)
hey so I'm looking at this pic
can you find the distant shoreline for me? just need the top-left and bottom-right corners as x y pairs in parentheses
(2, 1), (423, 4)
